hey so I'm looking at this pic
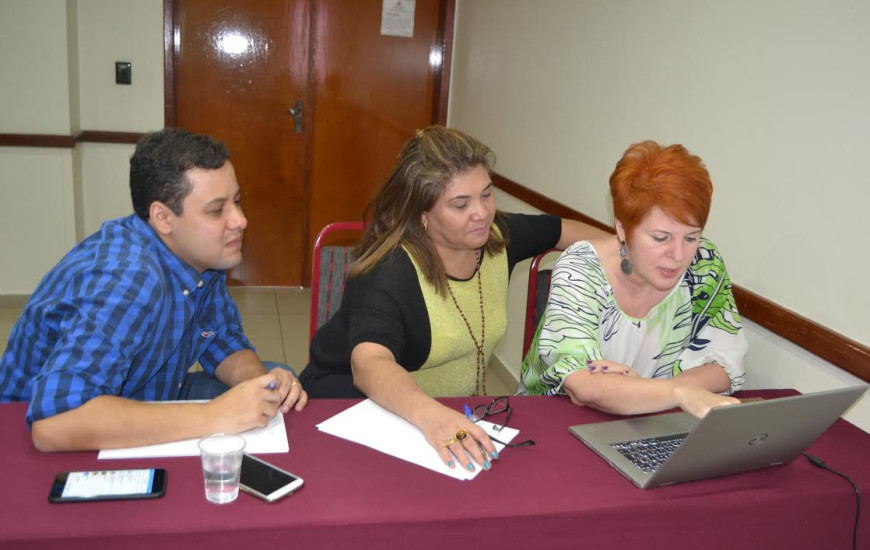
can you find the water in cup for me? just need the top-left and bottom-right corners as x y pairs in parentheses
(202, 457), (242, 503)
(198, 433), (245, 504)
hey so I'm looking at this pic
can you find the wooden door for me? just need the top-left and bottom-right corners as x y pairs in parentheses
(168, 0), (451, 286)
(171, 0), (310, 286)
(306, 0), (448, 268)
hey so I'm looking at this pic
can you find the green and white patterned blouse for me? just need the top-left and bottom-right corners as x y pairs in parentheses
(520, 237), (747, 396)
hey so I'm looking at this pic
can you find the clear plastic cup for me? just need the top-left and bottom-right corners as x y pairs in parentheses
(198, 433), (246, 504)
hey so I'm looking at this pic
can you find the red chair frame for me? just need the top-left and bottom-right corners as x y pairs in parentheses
(309, 221), (365, 346)
(523, 248), (558, 359)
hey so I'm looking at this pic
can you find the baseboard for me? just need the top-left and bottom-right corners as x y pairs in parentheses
(488, 355), (520, 395)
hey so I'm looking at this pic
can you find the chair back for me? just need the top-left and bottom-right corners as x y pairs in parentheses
(309, 222), (365, 346)
(523, 249), (559, 359)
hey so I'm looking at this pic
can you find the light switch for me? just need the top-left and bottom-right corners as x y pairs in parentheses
(115, 62), (132, 85)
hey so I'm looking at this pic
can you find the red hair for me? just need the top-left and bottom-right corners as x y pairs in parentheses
(609, 140), (712, 243)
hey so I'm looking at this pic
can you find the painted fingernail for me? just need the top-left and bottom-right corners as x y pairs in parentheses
(483, 461), (491, 469)
(467, 464), (475, 472)
(447, 460), (455, 468)
(602, 366), (608, 371)
(589, 366), (596, 371)
(586, 360), (592, 365)
(492, 450), (499, 459)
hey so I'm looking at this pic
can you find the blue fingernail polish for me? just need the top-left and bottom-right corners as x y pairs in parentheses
(602, 366), (608, 371)
(447, 460), (454, 468)
(589, 366), (596, 371)
(492, 450), (499, 459)
(484, 461), (491, 469)
(467, 464), (475, 472)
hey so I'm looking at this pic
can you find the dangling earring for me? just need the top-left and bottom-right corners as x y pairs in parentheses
(422, 218), (428, 233)
(619, 241), (633, 275)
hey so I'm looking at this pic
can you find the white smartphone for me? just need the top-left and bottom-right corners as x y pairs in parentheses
(48, 468), (167, 503)
(239, 454), (304, 502)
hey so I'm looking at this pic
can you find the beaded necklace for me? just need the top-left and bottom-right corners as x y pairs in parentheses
(446, 249), (486, 395)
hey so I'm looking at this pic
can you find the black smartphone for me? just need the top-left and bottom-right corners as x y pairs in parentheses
(240, 454), (304, 503)
(48, 468), (167, 503)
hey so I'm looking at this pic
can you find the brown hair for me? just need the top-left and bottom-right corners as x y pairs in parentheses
(351, 125), (506, 295)
(610, 140), (713, 243)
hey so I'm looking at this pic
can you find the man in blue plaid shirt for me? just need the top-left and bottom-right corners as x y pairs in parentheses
(0, 129), (307, 451)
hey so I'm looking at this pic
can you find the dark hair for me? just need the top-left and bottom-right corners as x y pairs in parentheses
(610, 140), (712, 244)
(351, 125), (505, 295)
(129, 128), (230, 220)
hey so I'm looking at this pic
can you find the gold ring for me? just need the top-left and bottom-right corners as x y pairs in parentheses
(442, 436), (458, 447)
(455, 429), (468, 441)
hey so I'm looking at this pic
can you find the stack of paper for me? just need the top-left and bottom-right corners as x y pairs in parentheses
(316, 399), (518, 480)
(98, 412), (289, 459)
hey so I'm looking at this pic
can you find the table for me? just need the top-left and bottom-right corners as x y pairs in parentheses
(1, 390), (868, 550)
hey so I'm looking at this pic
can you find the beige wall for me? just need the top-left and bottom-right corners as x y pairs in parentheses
(76, 0), (164, 132)
(0, 0), (72, 134)
(452, 0), (869, 431)
(79, 143), (137, 235)
(0, 0), (163, 291)
(0, 148), (77, 293)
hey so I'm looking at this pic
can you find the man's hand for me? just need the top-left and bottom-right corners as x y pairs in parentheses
(266, 366), (308, 413)
(207, 374), (285, 433)
(213, 349), (307, 415)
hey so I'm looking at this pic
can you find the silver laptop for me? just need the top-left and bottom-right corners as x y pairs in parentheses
(568, 386), (866, 489)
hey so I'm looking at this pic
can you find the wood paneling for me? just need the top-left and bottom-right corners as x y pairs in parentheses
(0, 132), (146, 147)
(77, 131), (143, 144)
(0, 134), (77, 148)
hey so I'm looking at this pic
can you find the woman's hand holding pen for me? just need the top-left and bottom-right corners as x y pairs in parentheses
(417, 402), (496, 472)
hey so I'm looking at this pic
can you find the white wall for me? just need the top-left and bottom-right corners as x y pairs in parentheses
(451, 0), (870, 432)
(0, 1), (77, 291)
(0, 0), (163, 292)
(74, 0), (164, 234)
(79, 143), (137, 235)
(0, 149), (77, 293)
(76, 0), (164, 132)
(0, 0), (72, 134)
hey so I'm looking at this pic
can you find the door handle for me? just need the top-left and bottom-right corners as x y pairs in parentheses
(287, 100), (303, 134)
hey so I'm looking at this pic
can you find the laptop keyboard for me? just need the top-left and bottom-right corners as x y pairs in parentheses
(610, 433), (689, 473)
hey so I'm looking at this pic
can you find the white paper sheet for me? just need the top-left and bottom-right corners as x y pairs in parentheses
(98, 411), (289, 459)
(380, 0), (415, 37)
(316, 399), (518, 480)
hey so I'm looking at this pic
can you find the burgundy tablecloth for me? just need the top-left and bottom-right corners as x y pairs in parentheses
(1, 390), (868, 550)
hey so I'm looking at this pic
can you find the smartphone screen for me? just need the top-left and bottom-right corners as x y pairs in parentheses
(240, 454), (303, 502)
(49, 469), (167, 503)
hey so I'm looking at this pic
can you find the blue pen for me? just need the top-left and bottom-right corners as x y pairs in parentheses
(464, 404), (473, 419)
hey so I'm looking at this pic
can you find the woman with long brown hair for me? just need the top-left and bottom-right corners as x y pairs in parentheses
(300, 126), (603, 471)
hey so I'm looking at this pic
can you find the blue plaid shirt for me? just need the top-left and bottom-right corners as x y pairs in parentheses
(0, 215), (253, 426)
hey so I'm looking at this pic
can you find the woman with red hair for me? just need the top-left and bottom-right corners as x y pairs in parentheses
(521, 141), (747, 418)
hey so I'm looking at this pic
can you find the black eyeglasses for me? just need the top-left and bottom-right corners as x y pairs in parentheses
(470, 396), (535, 448)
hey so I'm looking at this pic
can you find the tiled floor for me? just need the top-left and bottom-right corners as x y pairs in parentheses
(0, 288), (512, 395)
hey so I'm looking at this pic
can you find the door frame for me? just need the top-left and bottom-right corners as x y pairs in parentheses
(161, 0), (455, 286)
